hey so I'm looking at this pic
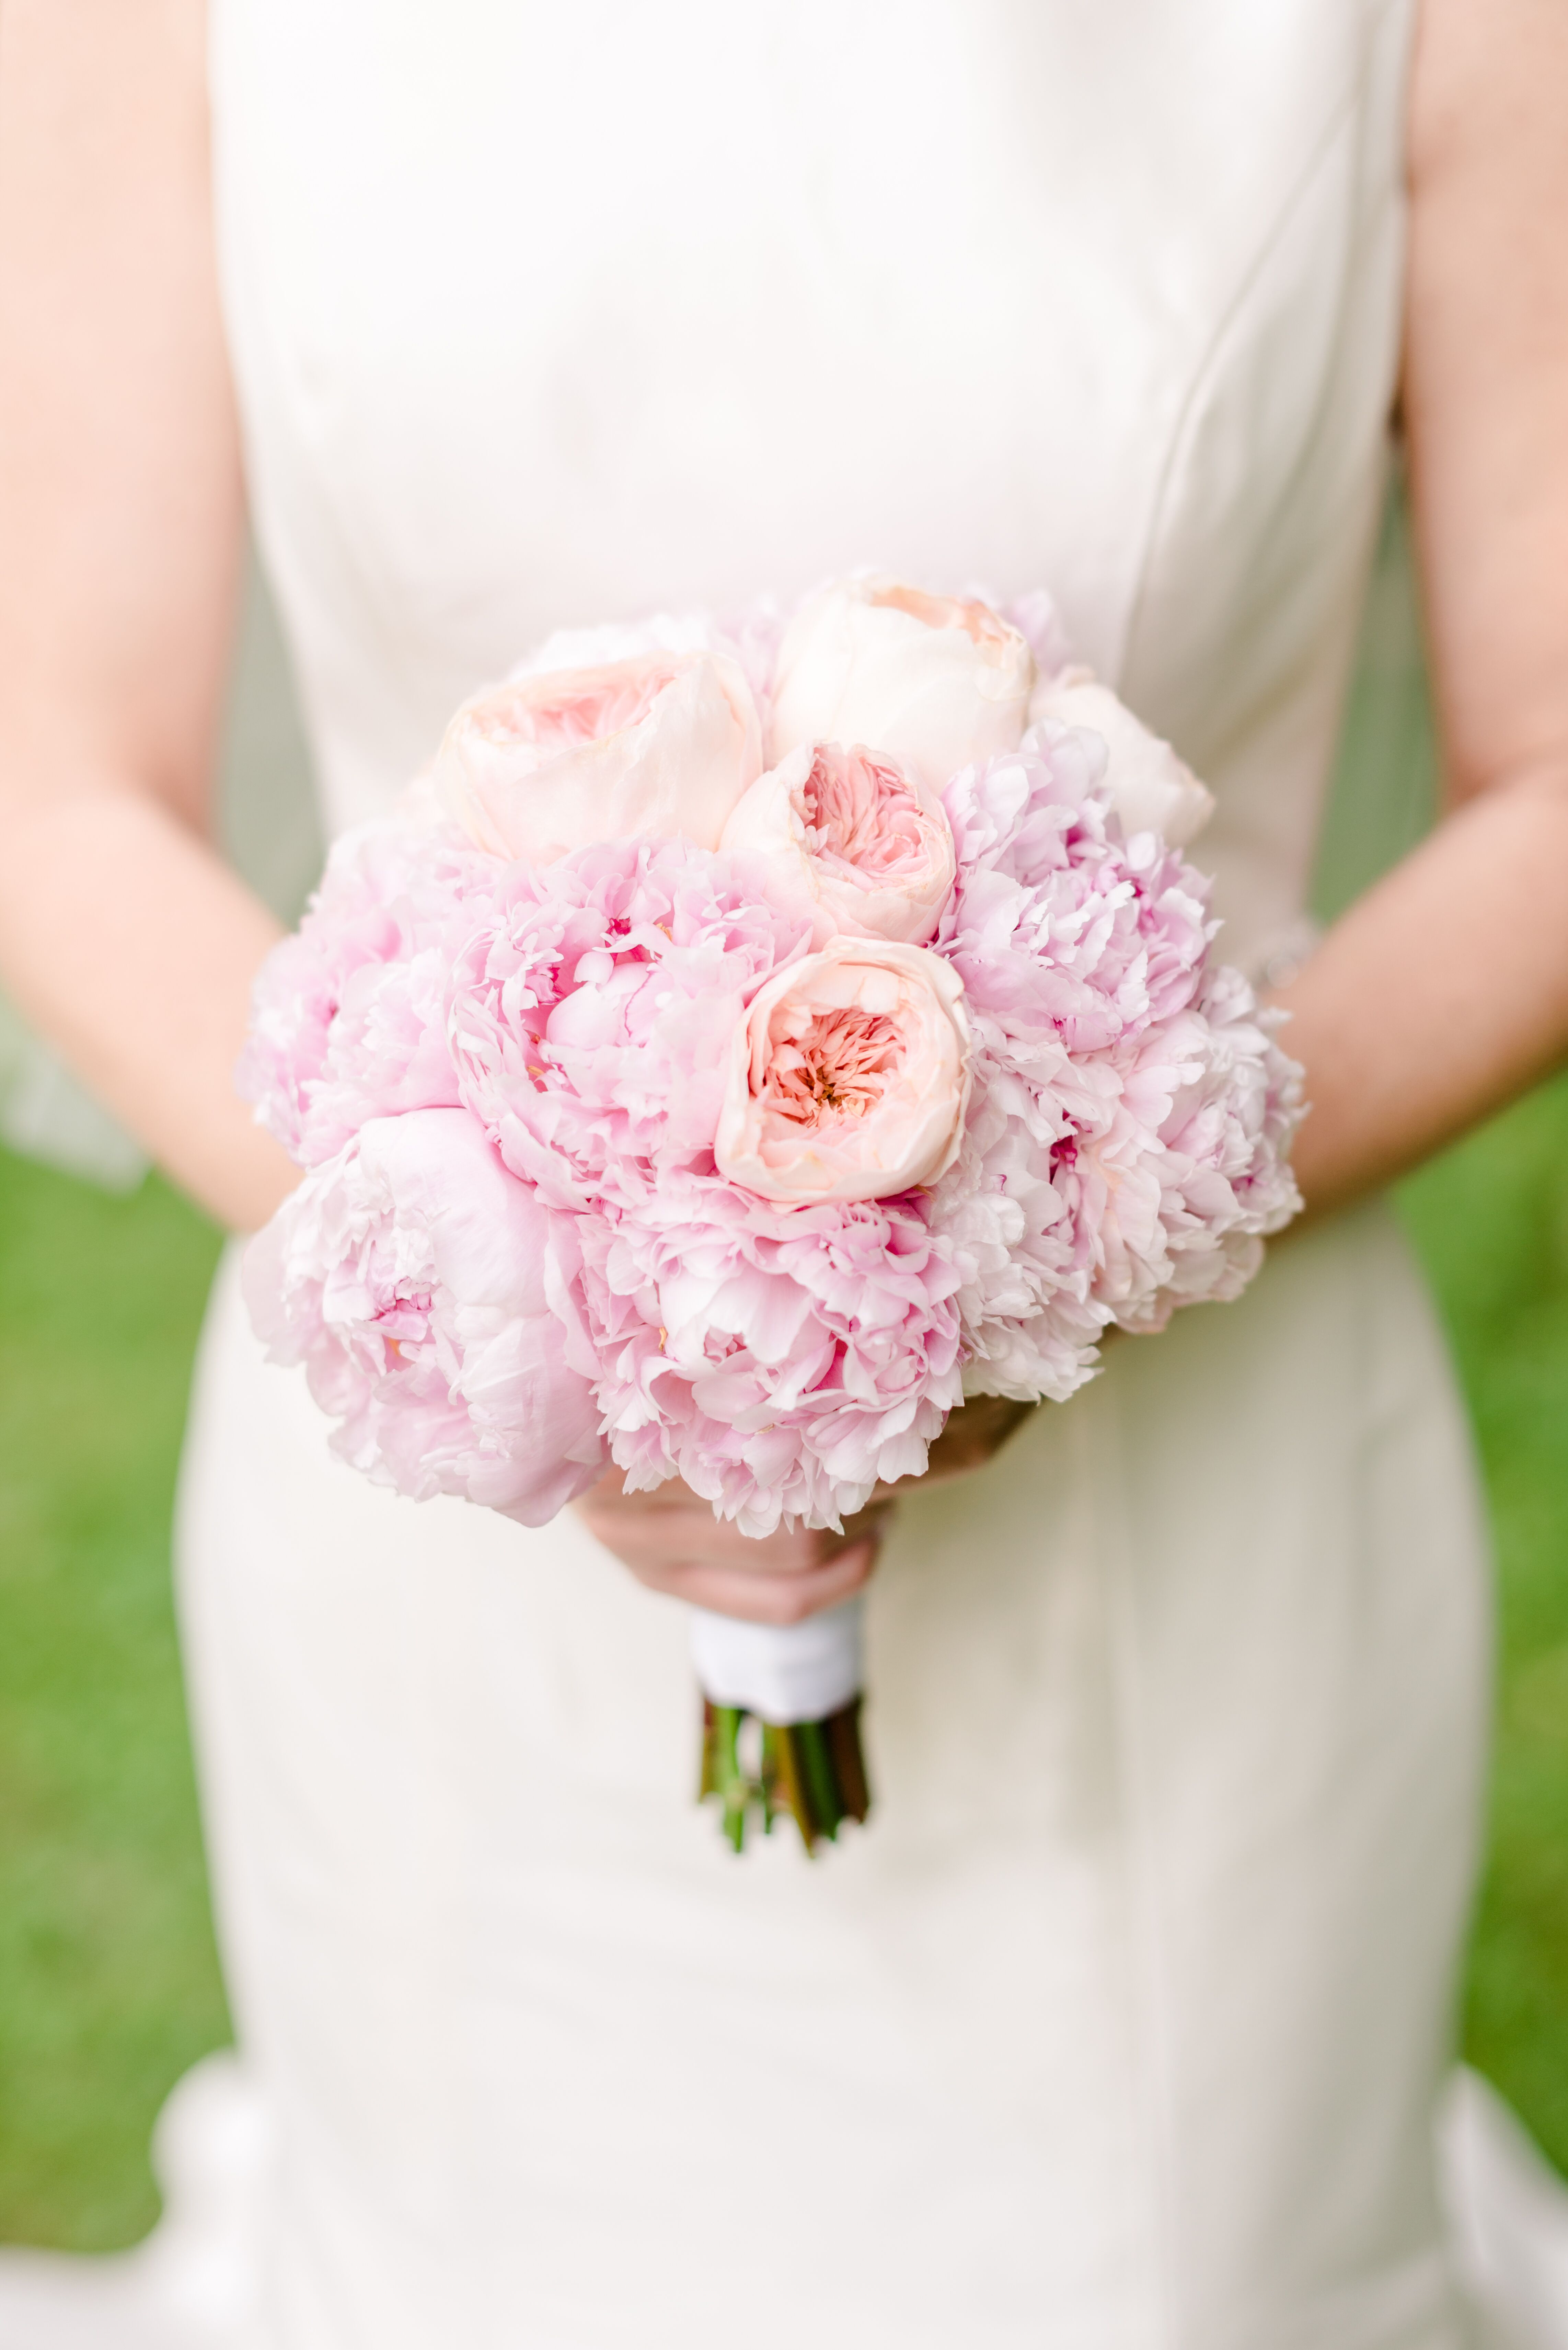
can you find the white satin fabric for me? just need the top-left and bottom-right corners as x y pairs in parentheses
(6, 2), (1567, 2343)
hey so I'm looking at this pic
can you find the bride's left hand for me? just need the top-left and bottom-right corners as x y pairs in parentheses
(870, 1391), (1039, 1502)
(577, 1393), (1039, 1622)
(575, 1476), (894, 1624)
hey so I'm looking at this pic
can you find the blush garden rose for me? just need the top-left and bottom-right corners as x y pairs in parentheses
(714, 934), (971, 1207)
(435, 648), (762, 864)
(720, 739), (956, 947)
(768, 575), (1035, 791)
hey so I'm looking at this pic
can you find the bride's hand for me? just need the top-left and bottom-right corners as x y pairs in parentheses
(873, 1392), (1039, 1499)
(578, 1395), (1040, 1622)
(575, 1474), (893, 1625)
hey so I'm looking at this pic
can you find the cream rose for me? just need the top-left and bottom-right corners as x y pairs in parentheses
(715, 936), (970, 1207)
(768, 577), (1034, 791)
(720, 740), (957, 948)
(1028, 666), (1215, 848)
(434, 649), (762, 863)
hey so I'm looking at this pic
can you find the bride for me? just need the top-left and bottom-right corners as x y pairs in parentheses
(2, 1), (1567, 2342)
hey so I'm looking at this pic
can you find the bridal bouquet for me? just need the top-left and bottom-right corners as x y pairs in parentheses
(240, 577), (1302, 1852)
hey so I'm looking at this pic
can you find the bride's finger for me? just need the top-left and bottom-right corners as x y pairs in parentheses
(580, 1498), (892, 1577)
(619, 1537), (881, 1626)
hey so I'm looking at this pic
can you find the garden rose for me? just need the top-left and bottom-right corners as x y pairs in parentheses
(715, 935), (970, 1207)
(434, 649), (762, 863)
(720, 740), (956, 947)
(768, 577), (1034, 790)
(1027, 667), (1214, 847)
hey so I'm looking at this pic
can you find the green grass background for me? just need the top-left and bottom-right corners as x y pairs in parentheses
(0, 1162), (226, 2246)
(5, 494), (1568, 2246)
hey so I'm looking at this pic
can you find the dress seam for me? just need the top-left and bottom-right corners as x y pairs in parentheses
(1113, 0), (1412, 694)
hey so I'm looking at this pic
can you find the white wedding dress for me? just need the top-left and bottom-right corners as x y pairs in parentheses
(8, 3), (1568, 2345)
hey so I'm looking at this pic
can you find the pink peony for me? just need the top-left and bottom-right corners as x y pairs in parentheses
(445, 836), (811, 1211)
(720, 740), (956, 947)
(242, 1109), (606, 1523)
(1107, 963), (1304, 1329)
(582, 1176), (965, 1535)
(715, 936), (970, 1208)
(237, 813), (493, 1167)
(434, 649), (762, 863)
(926, 736), (1301, 1400)
(769, 575), (1034, 790)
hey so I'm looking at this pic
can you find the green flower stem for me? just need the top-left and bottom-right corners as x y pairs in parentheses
(699, 1696), (871, 1855)
(792, 1720), (844, 1843)
(713, 1706), (749, 1853)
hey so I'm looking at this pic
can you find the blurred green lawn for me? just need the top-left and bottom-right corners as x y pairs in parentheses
(5, 492), (1568, 2246)
(0, 1159), (226, 2246)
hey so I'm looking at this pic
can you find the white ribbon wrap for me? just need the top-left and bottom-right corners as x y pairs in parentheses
(688, 1595), (864, 1725)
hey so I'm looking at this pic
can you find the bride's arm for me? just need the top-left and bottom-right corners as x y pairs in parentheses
(1276, 0), (1568, 1214)
(0, 0), (295, 1232)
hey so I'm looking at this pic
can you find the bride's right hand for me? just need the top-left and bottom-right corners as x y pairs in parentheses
(574, 1472), (893, 1625)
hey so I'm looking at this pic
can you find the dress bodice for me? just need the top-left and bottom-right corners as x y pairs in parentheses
(210, 0), (1413, 976)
